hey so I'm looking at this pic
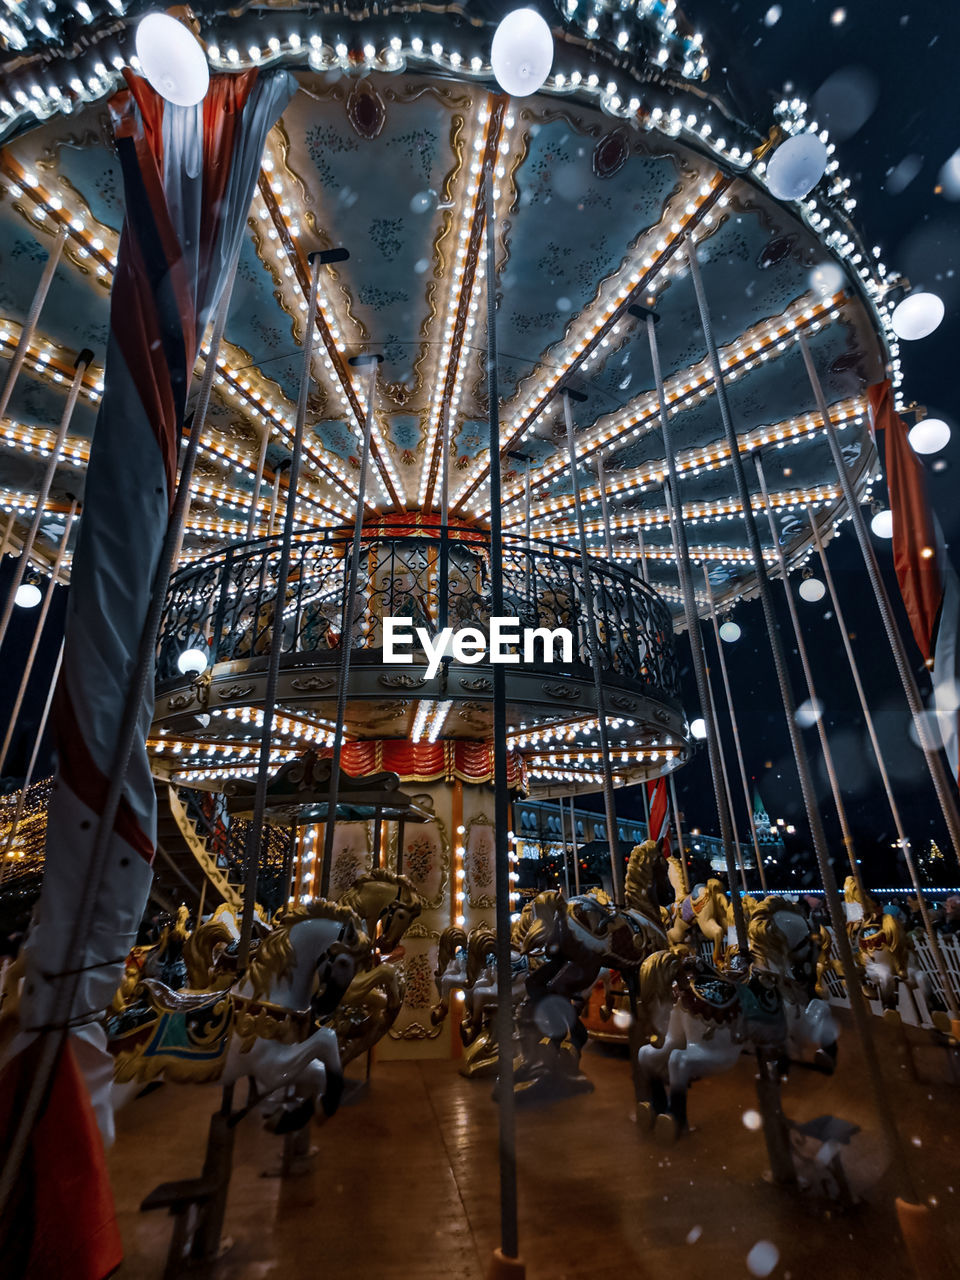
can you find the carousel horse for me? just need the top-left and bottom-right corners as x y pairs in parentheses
(108, 900), (368, 1132)
(430, 924), (504, 1078)
(842, 876), (944, 1019)
(181, 900), (271, 991)
(666, 872), (730, 965)
(636, 897), (839, 1138)
(324, 870), (423, 1066)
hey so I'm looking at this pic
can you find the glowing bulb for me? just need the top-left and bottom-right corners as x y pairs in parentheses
(798, 577), (826, 603)
(490, 8), (553, 97)
(135, 12), (210, 107)
(766, 133), (828, 201)
(892, 292), (945, 341)
(177, 647), (209, 675)
(14, 583), (41, 608)
(908, 417), (951, 455)
(690, 718), (707, 740)
(870, 509), (894, 539)
(719, 621), (741, 643)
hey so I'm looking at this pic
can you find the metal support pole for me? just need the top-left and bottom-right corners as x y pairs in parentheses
(799, 333), (960, 869)
(667, 772), (690, 894)
(0, 511), (16, 562)
(809, 511), (960, 1022)
(483, 164), (521, 1270)
(561, 388), (623, 902)
(267, 466), (282, 537)
(567, 795), (581, 895)
(636, 526), (648, 583)
(0, 501), (76, 775)
(0, 225), (67, 421)
(246, 427), (270, 540)
(699, 634), (748, 893)
(700, 567), (767, 892)
(635, 305), (748, 953)
(439, 405), (450, 632)
(319, 353), (380, 899)
(524, 457), (533, 616)
(238, 253), (324, 962)
(688, 237), (920, 1201)
(0, 349), (91, 654)
(755, 454), (862, 894)
(558, 800), (571, 896)
(596, 452), (615, 562)
(396, 816), (406, 876)
(372, 807), (383, 871)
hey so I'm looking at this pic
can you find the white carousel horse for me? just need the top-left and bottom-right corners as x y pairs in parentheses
(109, 901), (368, 1131)
(843, 876), (944, 1019)
(636, 898), (839, 1137)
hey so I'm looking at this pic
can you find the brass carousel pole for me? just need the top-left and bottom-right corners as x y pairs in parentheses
(561, 387), (623, 901)
(483, 163), (522, 1276)
(698, 628), (749, 893)
(238, 251), (324, 960)
(246, 426), (271, 540)
(0, 349), (91, 654)
(807, 511), (960, 1024)
(0, 499), (76, 775)
(687, 234), (920, 1202)
(667, 772), (690, 894)
(799, 334), (960, 869)
(755, 453), (864, 896)
(632, 304), (749, 954)
(318, 351), (379, 899)
(0, 224), (67, 421)
(700, 567), (767, 892)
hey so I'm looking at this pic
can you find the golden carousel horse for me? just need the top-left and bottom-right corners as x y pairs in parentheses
(842, 876), (945, 1021)
(666, 869), (730, 965)
(325, 870), (423, 1067)
(635, 897), (840, 1138)
(108, 900), (369, 1131)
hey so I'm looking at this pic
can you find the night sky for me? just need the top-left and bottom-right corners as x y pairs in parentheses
(2, 0), (960, 893)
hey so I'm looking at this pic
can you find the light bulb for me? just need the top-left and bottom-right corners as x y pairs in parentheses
(491, 8), (553, 97)
(766, 133), (828, 201)
(870, 509), (894, 539)
(136, 12), (210, 107)
(719, 621), (741, 642)
(14, 583), (41, 608)
(177, 647), (209, 675)
(908, 417), (950, 455)
(690, 718), (707, 740)
(891, 291), (944, 341)
(798, 577), (826, 602)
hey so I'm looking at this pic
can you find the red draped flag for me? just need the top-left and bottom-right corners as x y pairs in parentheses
(869, 379), (960, 785)
(646, 775), (671, 854)
(2, 67), (294, 1277)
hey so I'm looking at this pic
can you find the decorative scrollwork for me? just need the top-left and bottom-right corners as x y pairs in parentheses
(217, 684), (256, 699)
(290, 674), (335, 692)
(378, 673), (427, 689)
(542, 682), (582, 701)
(460, 677), (493, 692)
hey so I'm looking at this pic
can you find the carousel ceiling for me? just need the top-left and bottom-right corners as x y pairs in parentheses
(0, 1), (898, 625)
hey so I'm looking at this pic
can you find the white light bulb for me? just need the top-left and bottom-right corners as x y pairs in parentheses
(908, 417), (951, 455)
(766, 133), (828, 201)
(690, 717), (707, 740)
(798, 577), (826, 603)
(135, 12), (210, 107)
(491, 8), (553, 97)
(892, 292), (945, 341)
(14, 583), (41, 608)
(177, 647), (209, 675)
(718, 620), (741, 643)
(870, 509), (894, 539)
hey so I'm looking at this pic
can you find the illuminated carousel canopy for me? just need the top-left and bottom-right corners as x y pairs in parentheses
(0, 0), (897, 792)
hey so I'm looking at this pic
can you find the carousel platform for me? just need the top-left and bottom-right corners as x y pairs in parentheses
(108, 1011), (960, 1280)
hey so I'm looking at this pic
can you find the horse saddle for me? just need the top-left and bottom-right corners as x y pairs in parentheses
(140, 978), (228, 1015)
(677, 971), (740, 1024)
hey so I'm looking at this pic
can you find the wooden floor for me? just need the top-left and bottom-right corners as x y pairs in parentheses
(109, 1014), (960, 1279)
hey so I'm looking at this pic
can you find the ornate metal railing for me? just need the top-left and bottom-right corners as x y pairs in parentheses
(157, 524), (681, 703)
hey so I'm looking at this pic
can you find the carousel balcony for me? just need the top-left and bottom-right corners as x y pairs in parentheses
(153, 522), (689, 793)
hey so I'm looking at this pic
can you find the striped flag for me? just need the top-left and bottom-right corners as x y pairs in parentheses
(646, 775), (671, 853)
(869, 380), (960, 784)
(5, 68), (293, 1276)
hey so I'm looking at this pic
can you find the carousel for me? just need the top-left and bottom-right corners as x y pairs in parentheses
(0, 2), (958, 1278)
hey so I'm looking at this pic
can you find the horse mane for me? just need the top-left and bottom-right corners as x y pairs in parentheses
(882, 912), (909, 977)
(340, 868), (421, 914)
(435, 925), (468, 980)
(247, 899), (360, 1001)
(747, 897), (796, 970)
(183, 918), (234, 990)
(639, 949), (681, 1006)
(465, 926), (497, 983)
(625, 841), (658, 908)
